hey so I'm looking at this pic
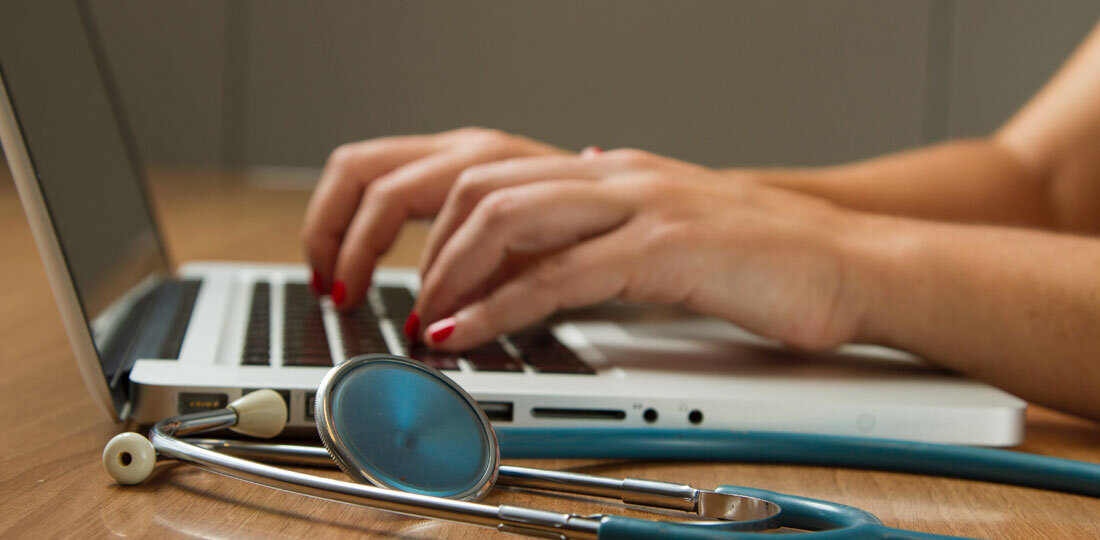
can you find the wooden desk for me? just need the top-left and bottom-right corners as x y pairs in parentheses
(2, 170), (1099, 539)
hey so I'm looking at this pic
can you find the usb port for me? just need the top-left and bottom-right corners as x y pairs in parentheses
(478, 401), (514, 422)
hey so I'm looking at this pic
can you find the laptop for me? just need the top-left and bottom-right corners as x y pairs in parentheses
(0, 1), (1025, 446)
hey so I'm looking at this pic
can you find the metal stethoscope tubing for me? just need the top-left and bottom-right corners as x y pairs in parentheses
(183, 437), (778, 521)
(131, 406), (797, 540)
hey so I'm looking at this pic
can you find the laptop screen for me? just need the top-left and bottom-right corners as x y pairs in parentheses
(0, 2), (170, 322)
(0, 0), (171, 416)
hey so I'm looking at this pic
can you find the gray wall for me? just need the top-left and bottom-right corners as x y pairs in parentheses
(86, 1), (1100, 171)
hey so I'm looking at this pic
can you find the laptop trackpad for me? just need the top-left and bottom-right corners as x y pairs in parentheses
(565, 303), (941, 379)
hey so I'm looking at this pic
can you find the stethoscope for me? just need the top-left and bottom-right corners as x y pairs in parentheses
(103, 354), (1100, 539)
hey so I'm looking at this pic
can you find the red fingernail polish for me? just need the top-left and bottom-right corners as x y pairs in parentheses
(331, 280), (346, 307)
(403, 311), (420, 342)
(310, 269), (324, 295)
(427, 317), (455, 343)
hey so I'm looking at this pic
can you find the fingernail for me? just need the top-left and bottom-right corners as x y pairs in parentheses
(331, 280), (346, 307)
(427, 317), (456, 344)
(403, 311), (420, 342)
(310, 269), (324, 295)
(581, 145), (603, 157)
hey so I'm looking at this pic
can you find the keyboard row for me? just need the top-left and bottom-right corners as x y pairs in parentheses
(242, 281), (594, 374)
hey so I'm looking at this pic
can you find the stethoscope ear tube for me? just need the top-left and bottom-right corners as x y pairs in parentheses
(496, 428), (1100, 498)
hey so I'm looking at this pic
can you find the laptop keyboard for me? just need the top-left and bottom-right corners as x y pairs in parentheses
(242, 280), (594, 374)
(283, 283), (333, 366)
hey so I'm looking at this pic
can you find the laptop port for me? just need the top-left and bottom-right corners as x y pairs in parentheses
(178, 392), (227, 414)
(478, 401), (514, 422)
(305, 392), (316, 420)
(688, 409), (704, 425)
(531, 407), (626, 421)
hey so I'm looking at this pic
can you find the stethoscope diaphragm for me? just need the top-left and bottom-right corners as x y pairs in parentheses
(314, 354), (500, 501)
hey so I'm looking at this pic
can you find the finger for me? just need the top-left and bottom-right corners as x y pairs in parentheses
(301, 135), (444, 291)
(418, 154), (610, 276)
(331, 148), (500, 309)
(417, 180), (632, 327)
(581, 145), (603, 157)
(423, 229), (634, 350)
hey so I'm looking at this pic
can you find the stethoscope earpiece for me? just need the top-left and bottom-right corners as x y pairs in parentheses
(103, 431), (156, 485)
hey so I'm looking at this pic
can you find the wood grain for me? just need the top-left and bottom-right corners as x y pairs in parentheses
(1, 169), (1098, 539)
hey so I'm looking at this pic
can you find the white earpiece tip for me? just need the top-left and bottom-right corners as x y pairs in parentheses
(103, 432), (156, 485)
(229, 389), (287, 438)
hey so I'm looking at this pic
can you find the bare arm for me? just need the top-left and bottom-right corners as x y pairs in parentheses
(753, 20), (1100, 234)
(739, 21), (1100, 419)
(848, 214), (1100, 419)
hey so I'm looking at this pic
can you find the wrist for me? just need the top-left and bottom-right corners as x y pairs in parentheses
(832, 211), (926, 348)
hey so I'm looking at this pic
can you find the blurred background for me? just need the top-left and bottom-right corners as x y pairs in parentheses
(8, 0), (1100, 177)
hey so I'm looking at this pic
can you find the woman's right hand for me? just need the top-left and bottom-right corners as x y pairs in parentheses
(300, 127), (567, 309)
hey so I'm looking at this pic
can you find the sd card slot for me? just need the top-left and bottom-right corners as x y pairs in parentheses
(530, 407), (626, 421)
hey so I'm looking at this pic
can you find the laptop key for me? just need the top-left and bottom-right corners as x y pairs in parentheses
(338, 303), (388, 357)
(240, 281), (271, 366)
(408, 345), (460, 371)
(510, 325), (595, 374)
(283, 283), (332, 367)
(465, 341), (523, 372)
(283, 354), (333, 367)
(242, 354), (270, 366)
(378, 286), (415, 325)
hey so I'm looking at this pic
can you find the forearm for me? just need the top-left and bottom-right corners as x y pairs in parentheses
(846, 214), (1100, 419)
(748, 19), (1100, 234)
(744, 139), (1057, 229)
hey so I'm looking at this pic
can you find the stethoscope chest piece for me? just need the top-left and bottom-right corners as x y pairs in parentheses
(314, 354), (500, 501)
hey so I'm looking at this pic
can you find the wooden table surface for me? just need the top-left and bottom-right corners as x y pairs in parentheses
(2, 169), (1099, 539)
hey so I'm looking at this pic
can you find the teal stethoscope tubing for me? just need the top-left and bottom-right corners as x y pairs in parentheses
(500, 428), (1100, 538)
(599, 485), (960, 539)
(496, 428), (1100, 498)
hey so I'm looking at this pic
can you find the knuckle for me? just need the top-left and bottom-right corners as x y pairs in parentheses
(464, 128), (514, 157)
(475, 190), (520, 227)
(633, 174), (668, 198)
(613, 172), (671, 203)
(299, 224), (316, 247)
(641, 218), (693, 250)
(472, 300), (505, 333)
(365, 179), (403, 205)
(451, 125), (492, 137)
(299, 218), (329, 253)
(302, 234), (330, 266)
(531, 256), (571, 290)
(453, 168), (493, 207)
(325, 143), (360, 172)
(606, 148), (655, 168)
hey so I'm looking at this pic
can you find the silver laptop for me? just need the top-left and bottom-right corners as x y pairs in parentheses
(0, 1), (1025, 446)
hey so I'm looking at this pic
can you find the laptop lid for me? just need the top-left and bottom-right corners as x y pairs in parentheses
(0, 1), (172, 421)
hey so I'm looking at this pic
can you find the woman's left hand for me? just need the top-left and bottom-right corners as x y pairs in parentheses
(414, 149), (874, 352)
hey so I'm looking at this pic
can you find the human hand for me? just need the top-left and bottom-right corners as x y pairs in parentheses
(300, 127), (566, 309)
(414, 149), (873, 351)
